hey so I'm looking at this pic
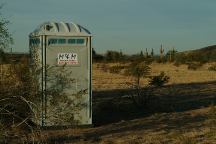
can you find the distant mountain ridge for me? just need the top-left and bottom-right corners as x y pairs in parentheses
(192, 45), (216, 52)
(177, 45), (216, 62)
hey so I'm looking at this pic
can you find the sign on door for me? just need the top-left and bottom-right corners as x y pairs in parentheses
(58, 53), (79, 65)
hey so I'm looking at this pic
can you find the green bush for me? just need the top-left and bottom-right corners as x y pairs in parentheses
(149, 71), (170, 87)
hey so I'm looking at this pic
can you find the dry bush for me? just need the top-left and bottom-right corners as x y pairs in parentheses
(176, 135), (197, 144)
(187, 62), (203, 70)
(149, 71), (170, 87)
(208, 64), (216, 71)
(206, 104), (216, 130)
(109, 65), (125, 74)
(44, 65), (88, 125)
(0, 60), (88, 142)
(0, 59), (39, 143)
(174, 61), (181, 67)
(100, 63), (109, 72)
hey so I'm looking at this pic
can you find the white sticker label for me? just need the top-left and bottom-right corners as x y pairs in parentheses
(58, 53), (79, 65)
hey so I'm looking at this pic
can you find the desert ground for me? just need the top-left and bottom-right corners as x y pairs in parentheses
(20, 62), (216, 144)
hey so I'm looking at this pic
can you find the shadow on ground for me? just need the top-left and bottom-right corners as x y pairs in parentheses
(93, 80), (216, 126)
(36, 81), (216, 144)
(45, 112), (206, 144)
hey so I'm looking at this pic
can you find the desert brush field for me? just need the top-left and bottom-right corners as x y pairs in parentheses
(23, 62), (216, 144)
(1, 62), (216, 143)
(93, 62), (216, 90)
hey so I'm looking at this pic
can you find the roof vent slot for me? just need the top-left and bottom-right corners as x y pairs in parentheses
(76, 24), (82, 33)
(54, 23), (59, 32)
(66, 23), (71, 32)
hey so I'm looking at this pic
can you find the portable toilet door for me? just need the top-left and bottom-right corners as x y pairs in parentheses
(29, 22), (92, 126)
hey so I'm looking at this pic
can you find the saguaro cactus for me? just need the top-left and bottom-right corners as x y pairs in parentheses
(151, 48), (154, 57)
(160, 44), (164, 59)
(145, 48), (148, 58)
(170, 47), (176, 62)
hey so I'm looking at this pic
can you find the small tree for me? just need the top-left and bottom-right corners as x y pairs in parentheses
(0, 5), (13, 50)
(125, 62), (151, 86)
(125, 62), (151, 108)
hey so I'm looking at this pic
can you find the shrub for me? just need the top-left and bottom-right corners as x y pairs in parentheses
(208, 65), (216, 71)
(100, 63), (109, 72)
(187, 62), (202, 70)
(207, 104), (216, 129)
(173, 61), (181, 67)
(104, 50), (124, 62)
(109, 65), (125, 74)
(127, 86), (153, 109)
(176, 135), (196, 144)
(155, 57), (167, 63)
(149, 71), (170, 87)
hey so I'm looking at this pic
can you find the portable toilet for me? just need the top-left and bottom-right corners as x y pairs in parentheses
(29, 22), (92, 126)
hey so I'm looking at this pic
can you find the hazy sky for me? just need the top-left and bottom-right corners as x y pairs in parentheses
(3, 0), (216, 54)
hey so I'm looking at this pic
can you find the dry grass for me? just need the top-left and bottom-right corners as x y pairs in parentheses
(151, 62), (216, 85)
(93, 62), (216, 90)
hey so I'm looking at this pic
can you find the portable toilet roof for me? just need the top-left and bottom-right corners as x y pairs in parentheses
(30, 21), (91, 37)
